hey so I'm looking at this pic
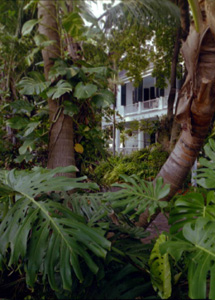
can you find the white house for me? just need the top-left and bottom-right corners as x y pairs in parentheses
(103, 67), (181, 154)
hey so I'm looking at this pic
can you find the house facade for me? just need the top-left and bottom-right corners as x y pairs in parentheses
(103, 67), (181, 154)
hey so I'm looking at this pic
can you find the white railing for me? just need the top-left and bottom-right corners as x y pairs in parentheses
(141, 98), (159, 110)
(124, 96), (169, 116)
(124, 103), (139, 114)
(163, 95), (168, 107)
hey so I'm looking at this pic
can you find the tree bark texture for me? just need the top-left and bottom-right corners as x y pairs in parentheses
(38, 0), (75, 174)
(158, 4), (215, 199)
(138, 1), (215, 228)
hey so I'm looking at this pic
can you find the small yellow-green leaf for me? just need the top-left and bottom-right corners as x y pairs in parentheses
(84, 126), (90, 132)
(74, 143), (84, 154)
(22, 19), (38, 36)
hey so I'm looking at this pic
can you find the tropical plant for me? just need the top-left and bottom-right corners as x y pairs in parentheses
(161, 217), (215, 299)
(15, 57), (114, 172)
(0, 160), (183, 299)
(92, 144), (169, 186)
(156, 0), (215, 202)
(149, 234), (171, 299)
(156, 139), (215, 299)
(107, 175), (170, 220)
(0, 166), (113, 292)
(196, 138), (215, 189)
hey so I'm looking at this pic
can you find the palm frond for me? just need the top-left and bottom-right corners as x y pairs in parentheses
(101, 0), (180, 31)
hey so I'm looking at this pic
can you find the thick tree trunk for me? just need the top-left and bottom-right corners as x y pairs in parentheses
(162, 15), (215, 198)
(38, 0), (75, 174)
(139, 1), (215, 227)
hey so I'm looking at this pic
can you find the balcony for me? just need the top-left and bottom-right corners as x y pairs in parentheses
(124, 96), (168, 116)
(124, 102), (139, 114)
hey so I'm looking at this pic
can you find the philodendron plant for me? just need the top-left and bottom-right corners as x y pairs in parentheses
(0, 166), (111, 292)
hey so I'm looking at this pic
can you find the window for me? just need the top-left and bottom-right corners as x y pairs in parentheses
(144, 88), (149, 101)
(121, 84), (126, 106)
(150, 87), (155, 99)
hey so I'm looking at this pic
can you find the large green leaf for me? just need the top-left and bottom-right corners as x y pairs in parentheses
(74, 82), (97, 99)
(17, 71), (50, 95)
(197, 139), (215, 188)
(10, 100), (34, 115)
(48, 60), (78, 80)
(92, 89), (115, 108)
(169, 191), (215, 233)
(149, 234), (171, 299)
(22, 19), (38, 36)
(63, 101), (79, 117)
(161, 217), (215, 299)
(23, 121), (41, 137)
(0, 167), (111, 291)
(14, 153), (34, 163)
(66, 192), (110, 225)
(47, 80), (73, 99)
(19, 139), (35, 155)
(62, 12), (84, 38)
(107, 175), (170, 220)
(82, 66), (109, 76)
(33, 33), (55, 48)
(6, 116), (29, 130)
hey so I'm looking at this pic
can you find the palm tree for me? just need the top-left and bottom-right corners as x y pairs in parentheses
(138, 0), (215, 227)
(103, 0), (215, 204)
(157, 0), (215, 198)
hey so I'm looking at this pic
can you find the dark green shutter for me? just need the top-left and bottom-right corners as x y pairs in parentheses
(150, 87), (155, 99)
(138, 81), (143, 102)
(144, 88), (149, 101)
(121, 85), (126, 106)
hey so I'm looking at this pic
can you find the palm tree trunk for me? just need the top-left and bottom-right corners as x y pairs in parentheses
(38, 0), (76, 174)
(160, 4), (215, 198)
(139, 1), (215, 227)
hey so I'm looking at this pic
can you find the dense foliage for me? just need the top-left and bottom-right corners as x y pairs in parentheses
(1, 139), (215, 299)
(1, 0), (215, 299)
(91, 143), (169, 186)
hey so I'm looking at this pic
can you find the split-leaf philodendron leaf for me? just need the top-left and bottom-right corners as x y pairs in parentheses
(0, 166), (111, 291)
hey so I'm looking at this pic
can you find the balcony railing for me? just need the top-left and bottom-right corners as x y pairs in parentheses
(124, 102), (139, 114)
(142, 98), (159, 110)
(124, 96), (168, 116)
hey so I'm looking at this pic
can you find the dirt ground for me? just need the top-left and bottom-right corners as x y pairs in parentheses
(143, 213), (170, 243)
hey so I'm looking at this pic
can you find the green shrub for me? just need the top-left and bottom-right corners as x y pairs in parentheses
(91, 143), (169, 186)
